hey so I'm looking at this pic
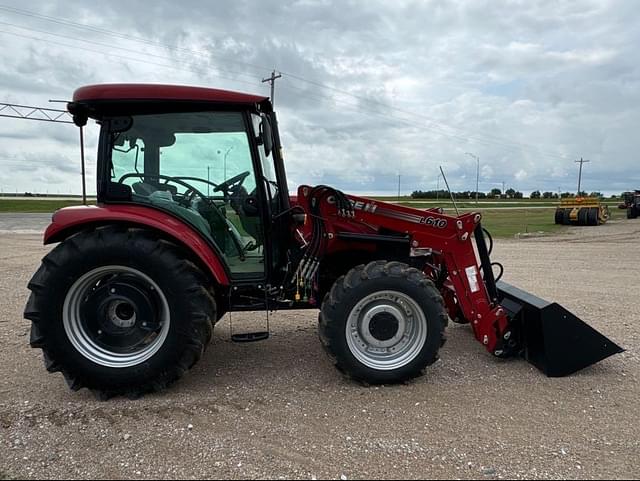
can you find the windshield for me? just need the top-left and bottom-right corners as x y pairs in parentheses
(111, 112), (257, 194)
(108, 111), (267, 278)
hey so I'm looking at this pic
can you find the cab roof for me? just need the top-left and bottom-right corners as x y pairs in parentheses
(68, 84), (272, 123)
(73, 84), (269, 105)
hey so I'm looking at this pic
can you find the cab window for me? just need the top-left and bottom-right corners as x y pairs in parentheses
(109, 111), (265, 278)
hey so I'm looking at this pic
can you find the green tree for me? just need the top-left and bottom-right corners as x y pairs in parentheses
(530, 190), (541, 199)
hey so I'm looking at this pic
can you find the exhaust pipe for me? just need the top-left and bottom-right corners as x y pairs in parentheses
(497, 281), (624, 377)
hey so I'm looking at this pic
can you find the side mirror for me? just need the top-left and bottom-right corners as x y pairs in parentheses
(260, 114), (273, 157)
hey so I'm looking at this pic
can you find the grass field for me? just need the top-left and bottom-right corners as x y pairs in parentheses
(455, 208), (561, 237)
(0, 199), (86, 213)
(373, 196), (622, 208)
(0, 197), (623, 238)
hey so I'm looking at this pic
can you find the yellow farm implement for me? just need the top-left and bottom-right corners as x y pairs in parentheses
(555, 197), (610, 226)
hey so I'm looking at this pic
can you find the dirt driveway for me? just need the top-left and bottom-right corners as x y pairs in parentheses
(0, 220), (638, 479)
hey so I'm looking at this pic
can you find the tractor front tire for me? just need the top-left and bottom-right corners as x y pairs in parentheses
(24, 226), (216, 399)
(319, 261), (448, 384)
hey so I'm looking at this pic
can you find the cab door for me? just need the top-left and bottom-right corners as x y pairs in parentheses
(108, 110), (268, 279)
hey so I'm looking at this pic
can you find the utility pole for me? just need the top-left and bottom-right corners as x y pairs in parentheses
(262, 70), (282, 106)
(575, 157), (591, 196)
(465, 152), (480, 205)
(207, 166), (211, 197)
(397, 174), (401, 201)
(502, 181), (506, 196)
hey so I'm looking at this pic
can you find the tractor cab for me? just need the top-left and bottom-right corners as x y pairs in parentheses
(69, 84), (291, 280)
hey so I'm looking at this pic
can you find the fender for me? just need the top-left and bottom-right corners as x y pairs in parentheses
(44, 204), (230, 286)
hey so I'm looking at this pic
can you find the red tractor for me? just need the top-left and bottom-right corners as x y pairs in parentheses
(25, 84), (623, 398)
(620, 191), (640, 219)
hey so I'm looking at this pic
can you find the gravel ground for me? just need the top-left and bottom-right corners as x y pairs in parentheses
(0, 219), (638, 480)
(0, 214), (50, 235)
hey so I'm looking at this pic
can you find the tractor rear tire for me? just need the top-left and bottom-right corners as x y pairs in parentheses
(319, 261), (448, 385)
(24, 225), (216, 399)
(629, 207), (638, 219)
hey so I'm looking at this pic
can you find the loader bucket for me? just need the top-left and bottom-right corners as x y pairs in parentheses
(497, 281), (623, 377)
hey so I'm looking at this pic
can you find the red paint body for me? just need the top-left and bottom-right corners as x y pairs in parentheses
(45, 205), (230, 286)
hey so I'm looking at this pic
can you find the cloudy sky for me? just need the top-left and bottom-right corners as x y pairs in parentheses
(0, 0), (639, 196)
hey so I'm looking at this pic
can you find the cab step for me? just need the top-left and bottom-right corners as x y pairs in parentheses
(231, 331), (270, 343)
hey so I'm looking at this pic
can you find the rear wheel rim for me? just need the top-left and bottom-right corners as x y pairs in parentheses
(346, 290), (428, 371)
(63, 266), (170, 369)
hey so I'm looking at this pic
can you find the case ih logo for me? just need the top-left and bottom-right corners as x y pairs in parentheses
(351, 200), (378, 213)
(420, 216), (448, 229)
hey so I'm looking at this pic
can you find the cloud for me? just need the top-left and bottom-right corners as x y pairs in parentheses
(0, 0), (638, 196)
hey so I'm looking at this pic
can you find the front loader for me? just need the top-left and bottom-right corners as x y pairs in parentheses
(24, 84), (623, 398)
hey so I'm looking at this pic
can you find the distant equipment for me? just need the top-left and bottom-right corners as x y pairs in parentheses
(620, 191), (640, 219)
(555, 197), (610, 226)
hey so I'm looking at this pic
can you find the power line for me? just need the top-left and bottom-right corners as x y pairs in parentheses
(0, 4), (274, 74)
(0, 20), (263, 84)
(0, 6), (592, 179)
(0, 29), (263, 91)
(9, 12), (552, 161)
(279, 78), (573, 164)
(0, 4), (574, 162)
(280, 72), (571, 160)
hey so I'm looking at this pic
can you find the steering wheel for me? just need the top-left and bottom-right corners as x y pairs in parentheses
(213, 171), (251, 196)
(117, 173), (247, 259)
(119, 173), (210, 206)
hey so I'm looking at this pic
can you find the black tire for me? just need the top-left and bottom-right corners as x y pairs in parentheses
(629, 207), (638, 219)
(588, 207), (599, 226)
(24, 225), (216, 399)
(319, 261), (448, 384)
(577, 208), (588, 226)
(554, 209), (564, 225)
(562, 209), (572, 225)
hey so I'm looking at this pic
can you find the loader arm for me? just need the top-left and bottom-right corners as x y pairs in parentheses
(295, 186), (623, 374)
(295, 187), (511, 355)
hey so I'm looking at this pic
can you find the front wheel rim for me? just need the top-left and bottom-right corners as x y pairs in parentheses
(346, 290), (428, 371)
(63, 266), (171, 369)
